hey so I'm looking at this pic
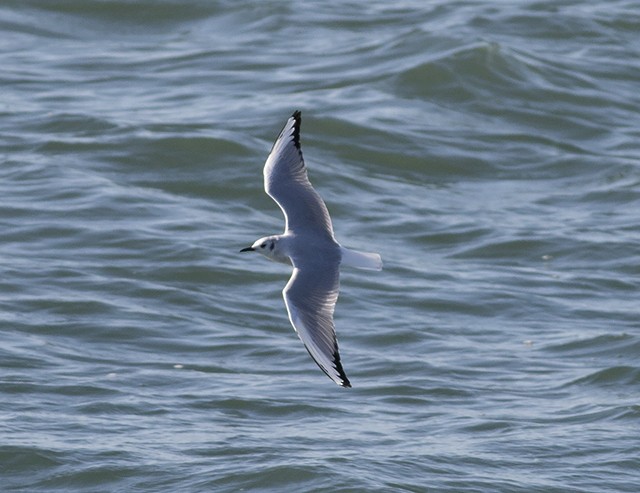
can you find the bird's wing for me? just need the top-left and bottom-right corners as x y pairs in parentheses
(282, 262), (350, 387)
(263, 111), (334, 237)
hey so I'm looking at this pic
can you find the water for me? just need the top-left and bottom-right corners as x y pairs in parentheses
(2, 1), (640, 491)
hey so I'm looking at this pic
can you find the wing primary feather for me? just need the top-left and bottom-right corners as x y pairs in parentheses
(290, 110), (302, 151)
(330, 346), (351, 388)
(300, 334), (351, 388)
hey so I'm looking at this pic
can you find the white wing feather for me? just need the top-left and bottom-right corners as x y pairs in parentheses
(283, 265), (350, 387)
(263, 111), (334, 237)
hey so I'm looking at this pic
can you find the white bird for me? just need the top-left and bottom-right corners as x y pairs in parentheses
(241, 111), (382, 387)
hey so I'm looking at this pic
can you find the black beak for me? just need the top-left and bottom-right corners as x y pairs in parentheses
(239, 246), (254, 252)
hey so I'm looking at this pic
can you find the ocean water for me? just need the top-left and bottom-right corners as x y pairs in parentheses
(2, 1), (640, 491)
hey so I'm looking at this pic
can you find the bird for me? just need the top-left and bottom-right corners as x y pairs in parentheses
(240, 110), (382, 387)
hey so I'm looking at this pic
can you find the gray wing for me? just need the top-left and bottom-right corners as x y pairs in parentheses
(282, 263), (350, 387)
(263, 111), (334, 237)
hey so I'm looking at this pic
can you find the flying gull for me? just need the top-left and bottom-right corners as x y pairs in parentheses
(241, 111), (382, 387)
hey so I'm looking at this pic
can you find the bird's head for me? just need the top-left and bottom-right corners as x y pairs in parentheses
(240, 236), (287, 263)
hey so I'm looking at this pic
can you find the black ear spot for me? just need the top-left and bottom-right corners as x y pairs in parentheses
(269, 242), (275, 251)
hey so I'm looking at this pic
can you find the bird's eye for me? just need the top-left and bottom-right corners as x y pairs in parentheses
(260, 243), (266, 249)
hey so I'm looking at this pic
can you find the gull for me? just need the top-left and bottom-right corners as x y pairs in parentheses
(240, 111), (382, 387)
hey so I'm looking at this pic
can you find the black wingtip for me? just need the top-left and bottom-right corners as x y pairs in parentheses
(301, 341), (352, 388)
(333, 348), (352, 388)
(290, 110), (302, 150)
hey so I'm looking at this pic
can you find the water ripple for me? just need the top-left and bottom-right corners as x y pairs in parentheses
(2, 1), (640, 492)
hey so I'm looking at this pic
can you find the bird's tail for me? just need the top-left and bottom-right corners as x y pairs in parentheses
(340, 247), (383, 271)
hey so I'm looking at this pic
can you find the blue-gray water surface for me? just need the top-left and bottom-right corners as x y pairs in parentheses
(2, 1), (640, 492)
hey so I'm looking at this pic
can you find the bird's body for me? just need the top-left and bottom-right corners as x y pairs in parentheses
(241, 111), (382, 387)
